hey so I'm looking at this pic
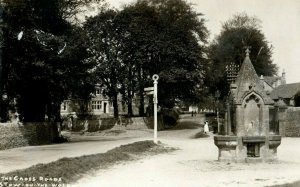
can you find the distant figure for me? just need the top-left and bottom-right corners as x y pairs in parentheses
(192, 111), (194, 117)
(204, 120), (209, 134)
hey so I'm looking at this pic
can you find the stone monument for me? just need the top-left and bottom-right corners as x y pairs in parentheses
(214, 48), (281, 163)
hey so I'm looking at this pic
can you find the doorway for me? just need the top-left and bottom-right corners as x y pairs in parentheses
(104, 102), (107, 113)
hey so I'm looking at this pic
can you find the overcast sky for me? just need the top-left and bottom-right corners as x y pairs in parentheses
(108, 0), (300, 83)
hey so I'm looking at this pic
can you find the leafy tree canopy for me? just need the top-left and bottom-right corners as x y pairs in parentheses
(1, 0), (100, 121)
(206, 13), (278, 99)
(85, 0), (209, 113)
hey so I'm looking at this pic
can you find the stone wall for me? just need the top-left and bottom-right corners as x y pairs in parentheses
(0, 122), (59, 150)
(284, 107), (300, 137)
(71, 118), (117, 132)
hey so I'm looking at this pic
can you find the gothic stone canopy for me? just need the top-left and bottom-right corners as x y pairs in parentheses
(230, 51), (274, 105)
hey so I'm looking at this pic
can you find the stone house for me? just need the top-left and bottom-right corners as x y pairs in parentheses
(60, 86), (111, 117)
(60, 85), (149, 117)
(269, 82), (300, 107)
(262, 70), (286, 92)
(258, 69), (300, 107)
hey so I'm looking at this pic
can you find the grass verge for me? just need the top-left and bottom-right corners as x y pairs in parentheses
(0, 140), (176, 186)
(269, 181), (300, 187)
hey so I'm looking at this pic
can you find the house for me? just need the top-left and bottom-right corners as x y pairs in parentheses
(60, 86), (111, 117)
(269, 82), (300, 107)
(259, 70), (300, 107)
(260, 70), (286, 92)
(188, 105), (198, 113)
(60, 85), (150, 117)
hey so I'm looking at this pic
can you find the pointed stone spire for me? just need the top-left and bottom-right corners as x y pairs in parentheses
(234, 47), (260, 93)
(231, 47), (273, 104)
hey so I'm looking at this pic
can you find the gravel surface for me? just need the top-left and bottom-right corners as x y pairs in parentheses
(73, 115), (300, 187)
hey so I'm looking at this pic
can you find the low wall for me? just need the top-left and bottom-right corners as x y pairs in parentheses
(0, 122), (59, 150)
(284, 108), (300, 137)
(70, 118), (117, 132)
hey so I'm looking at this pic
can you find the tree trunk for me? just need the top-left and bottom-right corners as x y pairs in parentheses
(113, 92), (119, 118)
(139, 86), (144, 116)
(137, 66), (144, 116)
(127, 90), (133, 117)
(21, 99), (46, 122)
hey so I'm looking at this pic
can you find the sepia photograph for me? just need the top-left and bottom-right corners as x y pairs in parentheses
(0, 0), (300, 186)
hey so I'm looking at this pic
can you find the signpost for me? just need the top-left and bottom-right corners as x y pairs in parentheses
(144, 87), (154, 92)
(152, 74), (159, 144)
(144, 74), (159, 144)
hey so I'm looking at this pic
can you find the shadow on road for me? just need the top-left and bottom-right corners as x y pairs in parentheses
(171, 121), (201, 130)
(190, 131), (210, 139)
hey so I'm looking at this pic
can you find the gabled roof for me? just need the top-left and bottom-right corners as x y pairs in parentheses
(270, 82), (300, 99)
(264, 76), (280, 87)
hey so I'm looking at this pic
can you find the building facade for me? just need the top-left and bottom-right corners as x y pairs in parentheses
(60, 87), (111, 117)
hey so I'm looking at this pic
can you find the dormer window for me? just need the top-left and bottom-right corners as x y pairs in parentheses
(61, 101), (69, 111)
(96, 89), (101, 95)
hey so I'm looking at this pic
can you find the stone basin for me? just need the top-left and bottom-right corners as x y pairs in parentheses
(214, 136), (238, 162)
(269, 135), (281, 149)
(243, 136), (266, 143)
(214, 136), (238, 148)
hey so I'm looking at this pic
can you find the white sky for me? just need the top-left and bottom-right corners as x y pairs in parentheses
(108, 0), (300, 83)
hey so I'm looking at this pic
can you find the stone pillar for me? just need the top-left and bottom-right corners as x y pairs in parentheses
(226, 102), (230, 135)
(261, 106), (270, 136)
(278, 106), (288, 136)
(236, 105), (244, 136)
(224, 110), (228, 135)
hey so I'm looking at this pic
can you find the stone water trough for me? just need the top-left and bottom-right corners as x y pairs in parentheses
(214, 49), (281, 163)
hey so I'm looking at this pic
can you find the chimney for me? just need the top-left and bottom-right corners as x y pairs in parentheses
(281, 69), (286, 85)
(260, 75), (265, 89)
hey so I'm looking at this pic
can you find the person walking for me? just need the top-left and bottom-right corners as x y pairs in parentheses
(204, 120), (209, 134)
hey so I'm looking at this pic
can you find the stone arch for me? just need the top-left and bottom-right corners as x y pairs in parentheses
(242, 92), (264, 136)
(242, 92), (264, 106)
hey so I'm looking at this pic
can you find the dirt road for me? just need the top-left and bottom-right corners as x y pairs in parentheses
(73, 115), (300, 187)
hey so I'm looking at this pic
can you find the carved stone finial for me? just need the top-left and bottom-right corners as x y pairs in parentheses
(245, 47), (250, 57)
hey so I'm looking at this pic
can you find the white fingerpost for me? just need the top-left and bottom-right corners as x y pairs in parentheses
(152, 74), (159, 144)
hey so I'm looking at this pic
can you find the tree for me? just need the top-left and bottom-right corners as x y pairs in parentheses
(206, 13), (278, 99)
(1, 0), (100, 122)
(84, 9), (124, 118)
(85, 0), (208, 118)
(120, 0), (209, 109)
(116, 2), (159, 116)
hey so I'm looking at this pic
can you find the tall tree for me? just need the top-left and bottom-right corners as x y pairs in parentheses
(117, 2), (159, 116)
(85, 0), (208, 118)
(1, 0), (101, 122)
(206, 13), (278, 99)
(120, 0), (209, 109)
(84, 9), (124, 118)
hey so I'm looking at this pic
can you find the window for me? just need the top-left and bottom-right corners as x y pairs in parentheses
(96, 89), (101, 95)
(61, 101), (68, 111)
(92, 101), (102, 110)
